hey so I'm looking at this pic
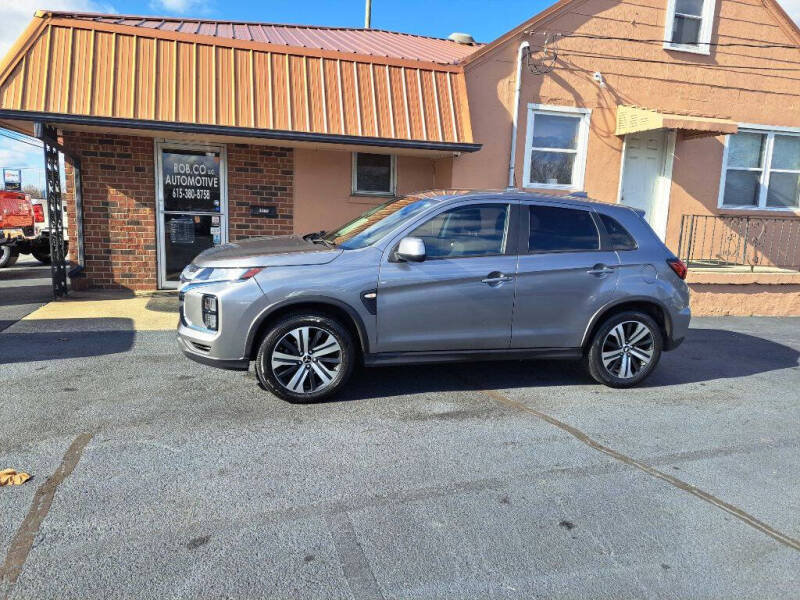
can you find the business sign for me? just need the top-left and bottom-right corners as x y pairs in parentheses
(3, 169), (21, 191)
(161, 150), (221, 212)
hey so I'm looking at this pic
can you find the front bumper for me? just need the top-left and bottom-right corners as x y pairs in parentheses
(176, 276), (264, 370)
(178, 335), (249, 370)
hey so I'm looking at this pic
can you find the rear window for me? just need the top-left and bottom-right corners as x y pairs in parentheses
(599, 214), (637, 251)
(529, 205), (599, 252)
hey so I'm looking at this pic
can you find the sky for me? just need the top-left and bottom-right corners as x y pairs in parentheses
(1, 0), (799, 191)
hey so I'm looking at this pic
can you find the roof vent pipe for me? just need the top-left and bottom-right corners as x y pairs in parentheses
(507, 40), (530, 190)
(448, 32), (476, 45)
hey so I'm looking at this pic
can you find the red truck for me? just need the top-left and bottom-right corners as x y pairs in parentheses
(0, 190), (36, 267)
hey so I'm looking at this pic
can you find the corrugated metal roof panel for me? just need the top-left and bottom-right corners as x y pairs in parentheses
(51, 11), (481, 65)
(0, 15), (475, 147)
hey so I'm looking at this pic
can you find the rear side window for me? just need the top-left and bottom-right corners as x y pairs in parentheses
(528, 205), (599, 252)
(599, 214), (637, 250)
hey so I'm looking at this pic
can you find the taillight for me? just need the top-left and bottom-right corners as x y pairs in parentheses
(667, 258), (687, 280)
(33, 204), (45, 223)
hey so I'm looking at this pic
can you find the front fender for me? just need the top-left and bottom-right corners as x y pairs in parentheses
(244, 295), (372, 359)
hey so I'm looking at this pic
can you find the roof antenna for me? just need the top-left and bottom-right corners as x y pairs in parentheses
(364, 0), (372, 28)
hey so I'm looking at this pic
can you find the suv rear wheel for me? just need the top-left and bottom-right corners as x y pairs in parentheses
(255, 313), (356, 402)
(0, 246), (19, 268)
(586, 311), (662, 388)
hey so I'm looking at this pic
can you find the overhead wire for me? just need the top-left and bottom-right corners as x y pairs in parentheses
(525, 37), (800, 73)
(551, 31), (800, 50)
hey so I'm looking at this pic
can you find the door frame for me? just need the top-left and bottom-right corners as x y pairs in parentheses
(154, 139), (228, 289)
(616, 129), (676, 240)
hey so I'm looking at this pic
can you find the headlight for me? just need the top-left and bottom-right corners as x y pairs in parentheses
(202, 294), (218, 330)
(181, 266), (263, 284)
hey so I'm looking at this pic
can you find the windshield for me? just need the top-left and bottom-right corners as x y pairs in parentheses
(322, 195), (440, 249)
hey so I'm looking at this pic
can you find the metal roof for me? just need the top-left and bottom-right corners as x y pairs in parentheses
(45, 11), (482, 66)
(0, 12), (477, 151)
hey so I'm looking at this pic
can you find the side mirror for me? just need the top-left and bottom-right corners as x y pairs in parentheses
(395, 237), (426, 262)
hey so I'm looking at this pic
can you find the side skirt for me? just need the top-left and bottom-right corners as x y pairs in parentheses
(363, 348), (583, 367)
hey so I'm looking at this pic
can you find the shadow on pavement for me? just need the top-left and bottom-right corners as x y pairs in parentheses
(0, 268), (53, 282)
(334, 328), (800, 401)
(0, 284), (54, 308)
(0, 318), (136, 364)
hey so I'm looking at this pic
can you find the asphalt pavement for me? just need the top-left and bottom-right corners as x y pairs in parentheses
(0, 255), (52, 332)
(0, 272), (798, 598)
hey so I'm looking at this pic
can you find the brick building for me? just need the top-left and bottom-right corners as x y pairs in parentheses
(0, 10), (478, 289)
(1, 4), (799, 313)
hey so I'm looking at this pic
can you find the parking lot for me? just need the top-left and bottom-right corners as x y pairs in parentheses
(1, 262), (799, 598)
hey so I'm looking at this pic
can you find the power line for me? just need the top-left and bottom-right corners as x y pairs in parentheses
(526, 41), (800, 73)
(553, 48), (800, 72)
(548, 31), (800, 50)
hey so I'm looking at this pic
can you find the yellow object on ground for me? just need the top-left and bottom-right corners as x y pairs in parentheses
(0, 469), (31, 486)
(20, 293), (178, 331)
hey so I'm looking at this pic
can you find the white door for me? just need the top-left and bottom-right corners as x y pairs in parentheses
(619, 130), (673, 240)
(155, 141), (228, 289)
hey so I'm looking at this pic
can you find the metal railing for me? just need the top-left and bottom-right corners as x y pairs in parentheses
(677, 214), (800, 271)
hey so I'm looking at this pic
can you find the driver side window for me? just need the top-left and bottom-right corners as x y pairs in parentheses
(408, 204), (509, 259)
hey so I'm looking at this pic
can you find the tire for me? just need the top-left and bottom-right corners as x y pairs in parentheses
(0, 246), (19, 268)
(586, 311), (663, 388)
(32, 248), (51, 264)
(255, 312), (356, 403)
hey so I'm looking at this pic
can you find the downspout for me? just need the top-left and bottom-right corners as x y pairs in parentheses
(507, 41), (529, 190)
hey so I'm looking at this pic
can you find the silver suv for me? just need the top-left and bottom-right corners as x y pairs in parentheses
(178, 190), (690, 402)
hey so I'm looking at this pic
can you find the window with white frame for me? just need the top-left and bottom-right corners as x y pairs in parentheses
(720, 129), (800, 210)
(523, 105), (590, 191)
(664, 0), (716, 54)
(352, 153), (395, 195)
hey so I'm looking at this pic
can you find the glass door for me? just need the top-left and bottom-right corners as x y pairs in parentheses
(155, 141), (227, 289)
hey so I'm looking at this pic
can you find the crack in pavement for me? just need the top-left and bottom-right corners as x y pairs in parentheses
(0, 432), (94, 600)
(477, 386), (800, 553)
(326, 512), (384, 600)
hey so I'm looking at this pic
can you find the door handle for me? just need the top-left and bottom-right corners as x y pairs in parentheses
(482, 271), (514, 285)
(587, 264), (616, 275)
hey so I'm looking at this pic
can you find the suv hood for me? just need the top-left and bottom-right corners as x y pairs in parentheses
(193, 235), (342, 268)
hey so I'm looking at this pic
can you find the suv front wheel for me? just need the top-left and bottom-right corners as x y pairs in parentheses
(255, 312), (356, 402)
(586, 311), (663, 388)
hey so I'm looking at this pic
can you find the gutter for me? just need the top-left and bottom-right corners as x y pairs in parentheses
(0, 110), (483, 154)
(507, 41), (529, 189)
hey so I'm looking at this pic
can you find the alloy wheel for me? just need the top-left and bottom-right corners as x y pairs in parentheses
(270, 326), (342, 394)
(600, 320), (655, 379)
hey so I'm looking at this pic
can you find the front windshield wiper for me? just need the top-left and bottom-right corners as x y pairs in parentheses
(311, 237), (336, 248)
(302, 230), (326, 241)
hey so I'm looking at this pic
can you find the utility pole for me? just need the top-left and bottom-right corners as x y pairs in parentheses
(364, 0), (372, 28)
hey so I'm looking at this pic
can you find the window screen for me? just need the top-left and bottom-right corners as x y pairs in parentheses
(409, 204), (509, 259)
(354, 153), (393, 194)
(599, 214), (637, 250)
(529, 205), (599, 253)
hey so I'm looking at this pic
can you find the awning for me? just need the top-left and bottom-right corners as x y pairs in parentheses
(616, 105), (738, 139)
(0, 11), (478, 152)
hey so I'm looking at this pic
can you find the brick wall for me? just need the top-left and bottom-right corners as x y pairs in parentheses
(62, 133), (295, 290)
(227, 144), (294, 239)
(63, 132), (157, 290)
